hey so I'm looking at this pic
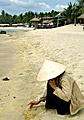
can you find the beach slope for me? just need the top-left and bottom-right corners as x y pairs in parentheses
(0, 24), (84, 120)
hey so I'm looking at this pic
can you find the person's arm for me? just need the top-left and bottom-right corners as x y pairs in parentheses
(39, 89), (47, 102)
(28, 89), (47, 108)
(53, 77), (72, 102)
(28, 100), (41, 108)
(49, 74), (73, 102)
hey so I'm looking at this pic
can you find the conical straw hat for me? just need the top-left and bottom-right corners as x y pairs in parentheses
(37, 60), (66, 81)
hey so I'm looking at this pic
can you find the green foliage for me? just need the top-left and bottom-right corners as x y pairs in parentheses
(64, 2), (73, 19)
(77, 0), (84, 14)
(53, 19), (57, 26)
(39, 12), (44, 18)
(64, 0), (84, 24)
(0, 10), (59, 24)
(77, 0), (84, 6)
(0, 10), (12, 24)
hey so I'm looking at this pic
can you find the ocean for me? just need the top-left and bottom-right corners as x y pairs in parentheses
(0, 29), (18, 33)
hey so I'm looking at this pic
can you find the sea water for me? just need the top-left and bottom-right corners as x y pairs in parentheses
(0, 29), (18, 33)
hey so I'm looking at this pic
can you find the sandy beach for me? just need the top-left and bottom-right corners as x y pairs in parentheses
(0, 24), (84, 120)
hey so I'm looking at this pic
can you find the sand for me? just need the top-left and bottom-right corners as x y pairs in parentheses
(0, 24), (84, 120)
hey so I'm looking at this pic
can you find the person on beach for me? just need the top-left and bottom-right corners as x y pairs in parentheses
(28, 60), (84, 115)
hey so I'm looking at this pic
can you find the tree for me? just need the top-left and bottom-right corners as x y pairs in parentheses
(0, 10), (12, 24)
(71, 3), (81, 25)
(50, 10), (59, 17)
(12, 15), (18, 23)
(1, 10), (6, 23)
(16, 13), (23, 23)
(39, 12), (44, 18)
(19, 13), (23, 20)
(5, 13), (12, 24)
(76, 0), (84, 13)
(77, 0), (84, 6)
(64, 2), (73, 23)
(23, 11), (34, 23)
(2, 10), (5, 16)
(35, 12), (38, 18)
(0, 10), (61, 24)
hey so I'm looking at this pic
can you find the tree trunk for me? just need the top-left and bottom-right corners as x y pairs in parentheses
(74, 18), (76, 26)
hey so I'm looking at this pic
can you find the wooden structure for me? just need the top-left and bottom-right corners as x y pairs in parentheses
(78, 13), (84, 24)
(30, 18), (41, 29)
(78, 13), (84, 19)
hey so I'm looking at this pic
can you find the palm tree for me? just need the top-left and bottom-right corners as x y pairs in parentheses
(71, 3), (81, 25)
(76, 0), (84, 14)
(64, 1), (83, 25)
(64, 2), (73, 23)
(77, 0), (84, 6)
(1, 10), (6, 23)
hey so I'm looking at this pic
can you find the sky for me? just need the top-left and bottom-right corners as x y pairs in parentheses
(0, 0), (77, 15)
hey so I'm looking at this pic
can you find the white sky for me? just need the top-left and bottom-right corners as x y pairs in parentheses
(0, 0), (77, 15)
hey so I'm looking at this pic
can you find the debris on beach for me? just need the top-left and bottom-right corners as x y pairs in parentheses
(0, 30), (6, 34)
(2, 77), (10, 81)
(13, 96), (16, 99)
(7, 34), (13, 37)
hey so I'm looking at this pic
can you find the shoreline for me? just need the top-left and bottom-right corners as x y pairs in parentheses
(0, 27), (34, 31)
(0, 34), (17, 78)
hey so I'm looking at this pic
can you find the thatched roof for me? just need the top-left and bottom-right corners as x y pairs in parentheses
(42, 17), (53, 20)
(78, 13), (84, 19)
(30, 18), (41, 22)
(42, 20), (50, 24)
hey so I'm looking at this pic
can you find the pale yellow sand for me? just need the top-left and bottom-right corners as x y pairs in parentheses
(0, 24), (84, 120)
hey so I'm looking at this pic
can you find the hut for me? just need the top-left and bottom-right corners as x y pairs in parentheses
(54, 13), (66, 27)
(78, 13), (84, 24)
(42, 20), (53, 28)
(42, 20), (50, 24)
(42, 16), (53, 20)
(78, 13), (84, 19)
(30, 18), (41, 29)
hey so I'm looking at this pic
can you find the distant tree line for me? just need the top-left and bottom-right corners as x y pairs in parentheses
(0, 10), (59, 25)
(0, 0), (83, 25)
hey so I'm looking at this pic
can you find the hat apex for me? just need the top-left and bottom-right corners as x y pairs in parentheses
(37, 60), (66, 81)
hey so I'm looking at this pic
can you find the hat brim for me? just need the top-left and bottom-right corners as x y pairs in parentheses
(37, 60), (66, 81)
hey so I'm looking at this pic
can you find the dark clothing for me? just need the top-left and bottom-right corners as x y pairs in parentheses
(45, 82), (70, 115)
